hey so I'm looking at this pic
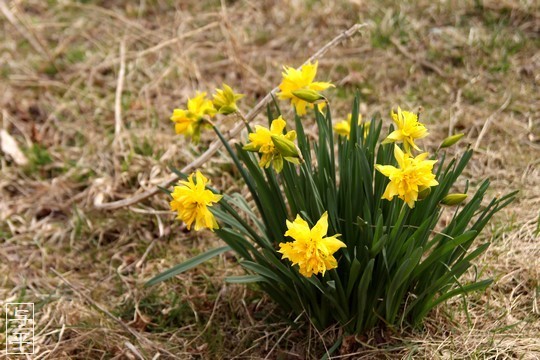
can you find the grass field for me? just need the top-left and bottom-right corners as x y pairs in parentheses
(1, 0), (539, 358)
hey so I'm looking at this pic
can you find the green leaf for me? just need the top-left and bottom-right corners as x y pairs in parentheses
(419, 279), (493, 321)
(386, 246), (423, 322)
(320, 336), (343, 360)
(346, 259), (362, 296)
(146, 246), (231, 286)
(355, 259), (375, 332)
(240, 260), (284, 283)
(225, 275), (267, 284)
(413, 230), (477, 279)
(215, 228), (255, 261)
(169, 166), (188, 180)
(225, 193), (266, 233)
(370, 234), (387, 258)
(157, 185), (171, 195)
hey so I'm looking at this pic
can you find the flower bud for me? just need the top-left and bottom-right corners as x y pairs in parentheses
(271, 135), (300, 158)
(217, 104), (238, 115)
(440, 133), (465, 148)
(440, 193), (468, 206)
(291, 89), (326, 103)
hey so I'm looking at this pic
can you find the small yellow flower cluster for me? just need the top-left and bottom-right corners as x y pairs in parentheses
(242, 116), (301, 173)
(170, 84), (243, 142)
(279, 212), (346, 277)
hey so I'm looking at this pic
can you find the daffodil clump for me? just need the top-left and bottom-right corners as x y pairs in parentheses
(150, 62), (516, 335)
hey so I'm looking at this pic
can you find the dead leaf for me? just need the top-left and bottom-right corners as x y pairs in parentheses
(0, 129), (28, 166)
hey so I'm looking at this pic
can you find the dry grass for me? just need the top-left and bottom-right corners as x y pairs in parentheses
(0, 0), (539, 358)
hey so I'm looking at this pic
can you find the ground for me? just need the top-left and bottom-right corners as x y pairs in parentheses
(0, 0), (539, 359)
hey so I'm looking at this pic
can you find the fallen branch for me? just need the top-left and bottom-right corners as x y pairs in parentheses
(95, 23), (367, 210)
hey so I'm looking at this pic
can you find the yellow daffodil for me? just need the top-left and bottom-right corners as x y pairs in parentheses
(383, 107), (428, 152)
(279, 212), (346, 277)
(170, 170), (223, 231)
(187, 92), (217, 118)
(170, 92), (216, 142)
(212, 84), (244, 115)
(242, 116), (300, 173)
(170, 108), (193, 136)
(375, 145), (439, 208)
(277, 61), (334, 116)
(334, 113), (370, 139)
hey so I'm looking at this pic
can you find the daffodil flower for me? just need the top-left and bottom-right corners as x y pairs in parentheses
(383, 107), (428, 152)
(212, 84), (244, 115)
(170, 171), (222, 231)
(375, 145), (438, 208)
(279, 212), (346, 277)
(277, 61), (334, 116)
(243, 116), (300, 173)
(170, 92), (216, 142)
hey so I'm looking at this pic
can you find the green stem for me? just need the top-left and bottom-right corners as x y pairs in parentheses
(219, 199), (272, 249)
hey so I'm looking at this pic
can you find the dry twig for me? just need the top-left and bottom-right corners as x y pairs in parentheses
(114, 40), (127, 151)
(474, 93), (512, 151)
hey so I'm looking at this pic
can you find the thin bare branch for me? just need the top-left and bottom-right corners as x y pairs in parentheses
(474, 93), (512, 151)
